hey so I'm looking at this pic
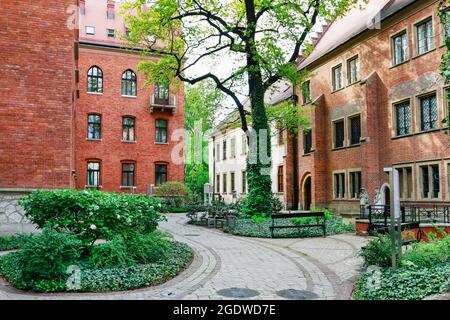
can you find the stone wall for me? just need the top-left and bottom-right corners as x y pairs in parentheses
(0, 192), (37, 235)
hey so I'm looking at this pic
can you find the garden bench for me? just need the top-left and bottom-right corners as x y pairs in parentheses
(270, 212), (326, 238)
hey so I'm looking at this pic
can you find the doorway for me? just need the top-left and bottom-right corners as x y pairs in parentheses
(303, 176), (312, 211)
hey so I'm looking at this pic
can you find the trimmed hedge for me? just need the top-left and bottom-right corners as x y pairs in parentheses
(19, 189), (164, 245)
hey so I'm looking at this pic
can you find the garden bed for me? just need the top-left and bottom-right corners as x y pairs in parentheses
(0, 189), (194, 293)
(353, 233), (450, 300)
(222, 216), (355, 238)
(0, 238), (193, 293)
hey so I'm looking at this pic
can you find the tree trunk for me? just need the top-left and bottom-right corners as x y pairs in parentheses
(242, 0), (273, 215)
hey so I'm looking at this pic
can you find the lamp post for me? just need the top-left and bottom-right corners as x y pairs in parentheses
(384, 167), (402, 270)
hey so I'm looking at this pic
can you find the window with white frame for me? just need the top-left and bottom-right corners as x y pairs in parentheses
(419, 164), (440, 199)
(222, 173), (227, 194)
(85, 26), (95, 35)
(241, 134), (247, 155)
(231, 137), (236, 158)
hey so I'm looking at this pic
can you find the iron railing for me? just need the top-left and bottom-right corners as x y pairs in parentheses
(360, 205), (449, 232)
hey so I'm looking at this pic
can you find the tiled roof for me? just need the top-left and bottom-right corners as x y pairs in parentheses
(298, 0), (417, 70)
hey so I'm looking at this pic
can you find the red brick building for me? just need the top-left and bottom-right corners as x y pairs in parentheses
(284, 0), (450, 214)
(0, 0), (184, 197)
(0, 0), (78, 190)
(76, 0), (184, 193)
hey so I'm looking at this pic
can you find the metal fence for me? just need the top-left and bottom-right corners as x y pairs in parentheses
(360, 205), (449, 232)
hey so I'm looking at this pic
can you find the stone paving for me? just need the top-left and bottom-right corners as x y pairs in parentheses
(0, 214), (369, 300)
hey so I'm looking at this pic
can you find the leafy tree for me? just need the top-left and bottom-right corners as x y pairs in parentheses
(121, 0), (357, 214)
(184, 81), (223, 197)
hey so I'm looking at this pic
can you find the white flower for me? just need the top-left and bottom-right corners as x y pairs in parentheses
(93, 205), (100, 211)
(158, 203), (162, 208)
(124, 202), (128, 206)
(116, 214), (121, 219)
(150, 206), (154, 210)
(90, 224), (97, 230)
(89, 212), (93, 216)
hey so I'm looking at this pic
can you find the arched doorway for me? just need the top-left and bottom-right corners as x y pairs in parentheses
(302, 175), (312, 211)
(379, 183), (391, 206)
(384, 187), (391, 207)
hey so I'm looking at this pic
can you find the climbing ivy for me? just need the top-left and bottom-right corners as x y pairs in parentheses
(438, 0), (450, 140)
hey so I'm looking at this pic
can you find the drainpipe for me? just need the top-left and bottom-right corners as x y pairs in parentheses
(212, 136), (216, 199)
(291, 87), (299, 210)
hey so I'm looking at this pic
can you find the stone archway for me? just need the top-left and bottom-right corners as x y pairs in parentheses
(379, 183), (391, 206)
(301, 174), (312, 211)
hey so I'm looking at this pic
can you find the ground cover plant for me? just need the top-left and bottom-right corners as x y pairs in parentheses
(353, 231), (450, 300)
(0, 190), (193, 293)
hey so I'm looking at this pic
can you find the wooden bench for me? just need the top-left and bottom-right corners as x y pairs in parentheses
(270, 212), (326, 238)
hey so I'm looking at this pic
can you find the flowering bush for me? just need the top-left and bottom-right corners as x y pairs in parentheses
(19, 189), (164, 246)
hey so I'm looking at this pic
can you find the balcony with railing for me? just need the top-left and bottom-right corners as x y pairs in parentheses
(149, 85), (177, 114)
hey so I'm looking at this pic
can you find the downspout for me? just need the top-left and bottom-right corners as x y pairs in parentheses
(212, 136), (216, 198)
(291, 87), (299, 210)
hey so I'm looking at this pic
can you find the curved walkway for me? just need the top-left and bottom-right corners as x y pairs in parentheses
(0, 214), (368, 300)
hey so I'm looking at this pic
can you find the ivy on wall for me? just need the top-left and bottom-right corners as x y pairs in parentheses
(439, 0), (450, 139)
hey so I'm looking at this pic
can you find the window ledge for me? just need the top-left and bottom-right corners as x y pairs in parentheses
(391, 128), (442, 139)
(331, 87), (345, 94)
(121, 95), (137, 99)
(87, 92), (103, 96)
(85, 185), (102, 189)
(155, 142), (169, 145)
(389, 59), (410, 69)
(412, 47), (436, 60)
(120, 186), (136, 189)
(303, 152), (313, 157)
(87, 138), (102, 141)
(346, 80), (361, 88)
(122, 140), (137, 143)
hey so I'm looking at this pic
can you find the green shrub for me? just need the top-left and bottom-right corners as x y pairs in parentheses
(402, 236), (450, 268)
(353, 264), (450, 300)
(19, 189), (164, 245)
(0, 234), (35, 251)
(80, 241), (193, 292)
(153, 182), (190, 197)
(13, 229), (82, 285)
(88, 238), (135, 269)
(359, 234), (393, 268)
(126, 232), (171, 264)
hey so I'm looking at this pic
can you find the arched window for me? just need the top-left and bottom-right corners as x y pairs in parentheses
(121, 70), (137, 96)
(87, 66), (103, 93)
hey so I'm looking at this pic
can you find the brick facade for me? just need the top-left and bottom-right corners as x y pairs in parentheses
(75, 46), (185, 193)
(289, 0), (450, 213)
(0, 0), (78, 190)
(0, 0), (185, 196)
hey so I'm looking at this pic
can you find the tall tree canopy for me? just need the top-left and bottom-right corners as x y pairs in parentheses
(122, 0), (356, 214)
(184, 81), (224, 197)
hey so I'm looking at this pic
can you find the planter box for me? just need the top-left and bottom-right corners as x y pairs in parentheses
(355, 219), (370, 236)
